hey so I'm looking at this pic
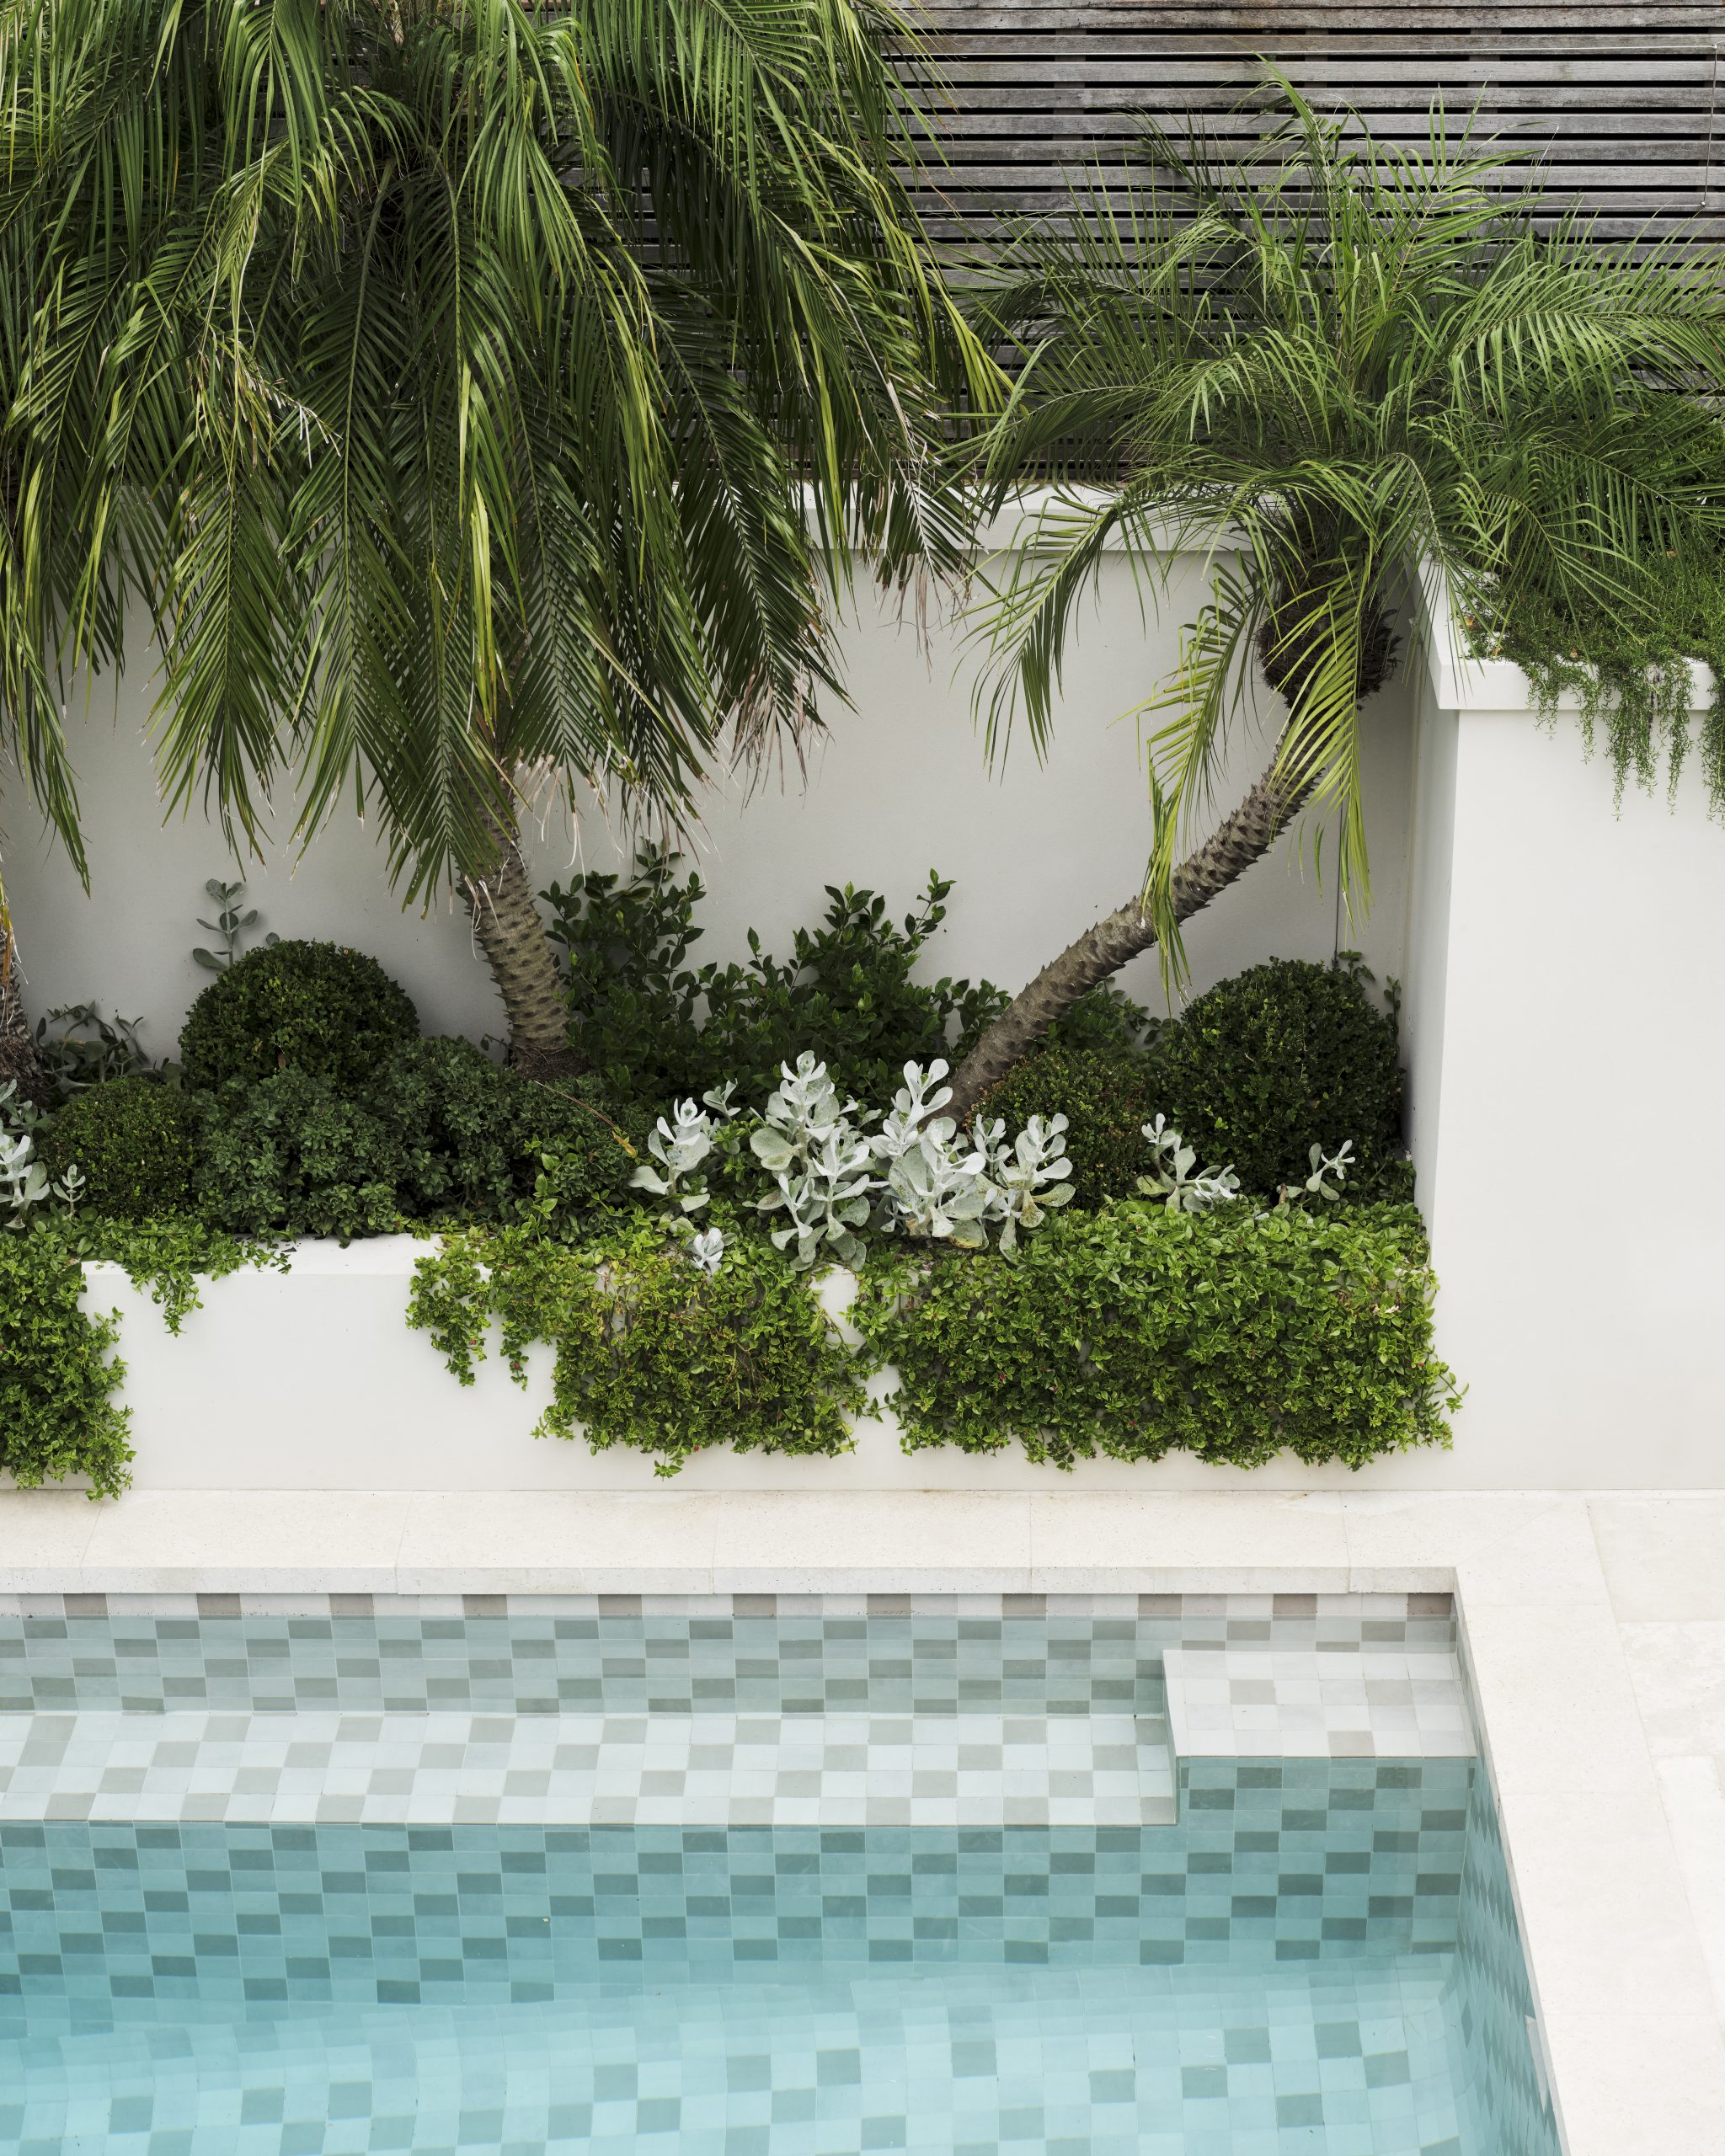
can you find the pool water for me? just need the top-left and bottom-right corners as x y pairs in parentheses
(0, 1595), (1559, 2156)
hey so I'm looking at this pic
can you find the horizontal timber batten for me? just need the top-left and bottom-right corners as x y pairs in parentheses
(888, 4), (1725, 240)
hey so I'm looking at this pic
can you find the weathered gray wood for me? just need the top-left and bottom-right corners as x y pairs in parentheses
(913, 4), (1717, 29)
(887, 3), (1725, 239)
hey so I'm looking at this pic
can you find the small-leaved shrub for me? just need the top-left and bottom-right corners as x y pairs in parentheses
(408, 1219), (866, 1476)
(854, 1202), (1458, 1470)
(370, 1037), (642, 1227)
(545, 851), (1153, 1107)
(192, 1071), (399, 1240)
(0, 1235), (133, 1496)
(1152, 958), (1402, 1196)
(179, 940), (419, 1091)
(36, 1075), (195, 1219)
(974, 1048), (1157, 1208)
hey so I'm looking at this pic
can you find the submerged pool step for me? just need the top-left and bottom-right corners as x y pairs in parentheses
(1163, 1650), (1474, 1759)
(0, 1710), (1178, 1828)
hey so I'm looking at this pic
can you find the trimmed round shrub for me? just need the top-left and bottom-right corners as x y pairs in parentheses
(35, 1076), (195, 1219)
(191, 1070), (399, 1241)
(1151, 958), (1403, 1196)
(974, 1047), (1156, 1209)
(179, 941), (419, 1092)
(368, 1036), (643, 1225)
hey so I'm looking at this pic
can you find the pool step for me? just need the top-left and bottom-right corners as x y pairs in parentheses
(0, 1710), (1178, 1828)
(1162, 1650), (1474, 1760)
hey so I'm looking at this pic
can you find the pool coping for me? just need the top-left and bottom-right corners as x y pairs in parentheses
(3, 1484), (1721, 2156)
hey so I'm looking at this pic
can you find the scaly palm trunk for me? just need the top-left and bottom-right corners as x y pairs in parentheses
(947, 734), (1316, 1116)
(457, 816), (582, 1083)
(0, 874), (48, 1105)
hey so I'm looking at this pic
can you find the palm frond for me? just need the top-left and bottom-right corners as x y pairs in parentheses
(969, 74), (1725, 980)
(1, 0), (992, 899)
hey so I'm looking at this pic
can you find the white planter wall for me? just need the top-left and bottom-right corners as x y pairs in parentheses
(51, 1236), (1450, 1489)
(61, 1212), (1707, 1492)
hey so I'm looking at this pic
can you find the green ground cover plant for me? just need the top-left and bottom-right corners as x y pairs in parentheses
(1487, 547), (1725, 813)
(854, 1203), (1459, 1470)
(0, 1234), (132, 1497)
(408, 1219), (866, 1477)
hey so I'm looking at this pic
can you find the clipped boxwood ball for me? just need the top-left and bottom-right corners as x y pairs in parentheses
(1151, 958), (1402, 1196)
(975, 1047), (1157, 1209)
(190, 1070), (401, 1241)
(35, 1075), (195, 1219)
(179, 940), (419, 1092)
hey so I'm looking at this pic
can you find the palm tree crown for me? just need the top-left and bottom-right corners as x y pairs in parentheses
(1, 0), (991, 1070)
(947, 88), (1725, 1104)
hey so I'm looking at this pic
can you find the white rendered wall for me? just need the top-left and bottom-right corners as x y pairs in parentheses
(1412, 692), (1725, 1485)
(1401, 667), (1458, 1239)
(28, 1242), (1624, 1492)
(4, 553), (1415, 1058)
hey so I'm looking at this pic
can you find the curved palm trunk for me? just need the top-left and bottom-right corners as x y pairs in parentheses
(458, 820), (583, 1083)
(948, 737), (1316, 1116)
(0, 878), (47, 1104)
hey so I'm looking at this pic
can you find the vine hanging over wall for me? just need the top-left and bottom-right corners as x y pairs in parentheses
(852, 1204), (1460, 1470)
(0, 1236), (132, 1497)
(407, 1201), (1458, 1476)
(408, 1219), (869, 1477)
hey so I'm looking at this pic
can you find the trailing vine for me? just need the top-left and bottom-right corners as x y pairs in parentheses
(852, 1202), (1461, 1470)
(408, 1218), (871, 1476)
(407, 1200), (1456, 1476)
(34, 1213), (288, 1333)
(1485, 554), (1725, 818)
(0, 1235), (132, 1497)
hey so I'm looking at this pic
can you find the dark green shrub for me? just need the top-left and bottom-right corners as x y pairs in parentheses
(408, 1219), (866, 1475)
(974, 1048), (1157, 1208)
(35, 1075), (195, 1219)
(179, 940), (419, 1091)
(191, 1070), (399, 1240)
(544, 849), (1153, 1110)
(1151, 958), (1402, 1196)
(367, 1036), (642, 1226)
(0, 1235), (132, 1497)
(855, 1202), (1457, 1470)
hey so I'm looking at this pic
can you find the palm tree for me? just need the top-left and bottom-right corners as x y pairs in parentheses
(0, 0), (991, 1077)
(946, 88), (1725, 1113)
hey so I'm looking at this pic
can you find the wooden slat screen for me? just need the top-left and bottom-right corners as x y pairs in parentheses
(901, 4), (1725, 243)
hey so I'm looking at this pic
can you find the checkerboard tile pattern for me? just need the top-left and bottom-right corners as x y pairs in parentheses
(0, 1594), (1559, 2156)
(0, 1593), (1455, 1718)
(0, 1711), (1177, 1828)
(1163, 1651), (1474, 1760)
(0, 1961), (1482, 2156)
(0, 1766), (1477, 2010)
(0, 1757), (1558, 2156)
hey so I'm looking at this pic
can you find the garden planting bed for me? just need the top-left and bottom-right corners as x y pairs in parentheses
(16, 1232), (1475, 1495)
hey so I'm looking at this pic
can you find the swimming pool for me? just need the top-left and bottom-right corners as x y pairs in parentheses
(0, 1594), (1558, 2155)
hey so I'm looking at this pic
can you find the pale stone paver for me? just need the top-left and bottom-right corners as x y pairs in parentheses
(1591, 1497), (1725, 2038)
